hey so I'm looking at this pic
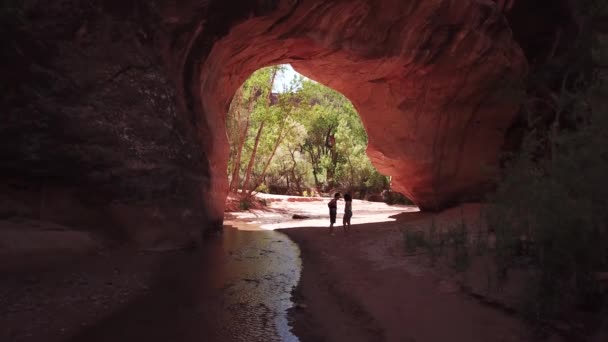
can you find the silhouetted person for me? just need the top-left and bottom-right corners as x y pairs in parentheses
(343, 193), (352, 233)
(328, 192), (340, 235)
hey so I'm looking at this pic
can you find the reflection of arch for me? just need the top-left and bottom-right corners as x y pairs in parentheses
(184, 0), (525, 223)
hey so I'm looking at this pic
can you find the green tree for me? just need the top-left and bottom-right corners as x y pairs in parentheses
(227, 66), (282, 194)
(227, 65), (393, 199)
(485, 0), (608, 322)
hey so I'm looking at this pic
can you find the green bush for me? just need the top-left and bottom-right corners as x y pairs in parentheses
(384, 191), (413, 205)
(445, 224), (470, 272)
(402, 229), (426, 255)
(0, 0), (24, 27)
(402, 220), (472, 270)
(486, 92), (608, 320)
(239, 199), (251, 210)
(255, 183), (269, 193)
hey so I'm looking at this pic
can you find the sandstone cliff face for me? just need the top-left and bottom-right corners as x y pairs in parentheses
(0, 0), (570, 243)
(195, 0), (527, 211)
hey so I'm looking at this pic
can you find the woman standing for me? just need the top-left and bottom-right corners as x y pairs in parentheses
(343, 194), (352, 233)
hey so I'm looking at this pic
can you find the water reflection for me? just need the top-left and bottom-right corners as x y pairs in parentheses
(203, 227), (301, 341)
(68, 227), (301, 342)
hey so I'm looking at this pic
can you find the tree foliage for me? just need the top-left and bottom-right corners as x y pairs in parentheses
(226, 66), (390, 198)
(485, 0), (608, 324)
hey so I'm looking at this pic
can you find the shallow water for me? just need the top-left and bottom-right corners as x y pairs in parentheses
(199, 226), (301, 341)
(65, 226), (301, 342)
(68, 195), (413, 342)
(212, 195), (415, 340)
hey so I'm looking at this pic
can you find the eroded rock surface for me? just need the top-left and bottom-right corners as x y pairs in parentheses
(197, 0), (527, 210)
(1, 1), (206, 246)
(1, 0), (572, 242)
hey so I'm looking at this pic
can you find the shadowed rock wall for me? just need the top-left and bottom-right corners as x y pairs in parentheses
(1, 0), (206, 246)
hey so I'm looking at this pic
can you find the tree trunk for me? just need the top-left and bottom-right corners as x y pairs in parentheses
(242, 121), (264, 194)
(229, 117), (249, 192)
(305, 146), (321, 189)
(249, 122), (293, 195)
(241, 66), (278, 195)
(327, 146), (339, 188)
(346, 155), (355, 193)
(289, 149), (303, 196)
(229, 96), (254, 192)
(229, 109), (242, 192)
(228, 88), (244, 192)
(268, 67), (278, 102)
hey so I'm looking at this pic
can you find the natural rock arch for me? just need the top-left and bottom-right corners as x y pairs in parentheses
(182, 0), (526, 227)
(6, 0), (570, 245)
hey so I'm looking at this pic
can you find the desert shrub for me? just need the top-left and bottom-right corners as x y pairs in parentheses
(486, 89), (608, 320)
(402, 229), (426, 255)
(239, 198), (251, 211)
(444, 223), (470, 272)
(486, 2), (608, 320)
(255, 183), (269, 193)
(402, 219), (474, 271)
(426, 218), (441, 266)
(384, 191), (413, 205)
(363, 170), (390, 195)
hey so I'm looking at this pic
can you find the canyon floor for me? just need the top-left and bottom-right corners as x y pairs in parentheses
(238, 195), (549, 342)
(1, 194), (587, 341)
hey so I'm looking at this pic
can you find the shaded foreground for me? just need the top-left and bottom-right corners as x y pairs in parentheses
(4, 196), (606, 341)
(1, 224), (300, 342)
(232, 194), (560, 341)
(277, 205), (550, 342)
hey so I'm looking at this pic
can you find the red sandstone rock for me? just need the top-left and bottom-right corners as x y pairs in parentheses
(2, 0), (575, 242)
(195, 0), (526, 212)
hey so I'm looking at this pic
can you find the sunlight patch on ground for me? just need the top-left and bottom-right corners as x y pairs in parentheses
(225, 194), (419, 231)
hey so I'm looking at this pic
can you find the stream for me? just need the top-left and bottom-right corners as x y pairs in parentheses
(68, 194), (414, 342)
(198, 226), (301, 341)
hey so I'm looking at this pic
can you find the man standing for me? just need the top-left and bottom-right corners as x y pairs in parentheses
(327, 193), (340, 235)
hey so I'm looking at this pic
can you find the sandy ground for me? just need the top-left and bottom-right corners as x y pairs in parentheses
(0, 248), (163, 342)
(3, 195), (604, 341)
(249, 197), (536, 342)
(1, 211), (301, 342)
(226, 194), (545, 341)
(271, 197), (608, 342)
(0, 218), (188, 342)
(282, 222), (537, 342)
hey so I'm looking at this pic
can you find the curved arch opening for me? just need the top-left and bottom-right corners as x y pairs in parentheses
(224, 64), (409, 209)
(192, 0), (525, 227)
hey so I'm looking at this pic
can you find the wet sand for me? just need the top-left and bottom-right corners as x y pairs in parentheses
(68, 228), (301, 342)
(1, 195), (567, 341)
(1, 222), (301, 342)
(282, 222), (536, 342)
(264, 197), (541, 342)
(231, 194), (542, 341)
